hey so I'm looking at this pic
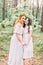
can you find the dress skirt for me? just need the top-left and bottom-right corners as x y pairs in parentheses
(8, 34), (23, 65)
(23, 34), (33, 59)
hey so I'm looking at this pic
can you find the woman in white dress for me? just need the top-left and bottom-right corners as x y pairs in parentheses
(8, 14), (26, 65)
(23, 18), (33, 65)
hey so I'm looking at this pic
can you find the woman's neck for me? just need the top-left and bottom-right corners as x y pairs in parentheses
(25, 24), (28, 27)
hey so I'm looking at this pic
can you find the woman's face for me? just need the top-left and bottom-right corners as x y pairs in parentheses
(25, 19), (29, 25)
(21, 16), (26, 23)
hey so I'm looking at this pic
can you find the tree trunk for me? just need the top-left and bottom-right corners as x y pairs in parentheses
(41, 2), (43, 32)
(32, 0), (34, 16)
(2, 0), (5, 20)
(36, 0), (39, 18)
(14, 0), (17, 7)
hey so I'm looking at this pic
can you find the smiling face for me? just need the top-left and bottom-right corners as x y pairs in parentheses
(14, 15), (26, 27)
(21, 16), (26, 22)
(25, 18), (29, 25)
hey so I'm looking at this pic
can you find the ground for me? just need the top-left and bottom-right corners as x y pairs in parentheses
(0, 30), (43, 65)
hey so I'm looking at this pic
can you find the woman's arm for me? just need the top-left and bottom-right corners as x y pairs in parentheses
(26, 26), (32, 44)
(28, 29), (32, 40)
(15, 23), (26, 45)
(16, 33), (23, 43)
(16, 33), (26, 45)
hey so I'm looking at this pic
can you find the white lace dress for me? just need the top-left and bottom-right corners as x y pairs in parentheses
(23, 26), (33, 58)
(8, 23), (24, 65)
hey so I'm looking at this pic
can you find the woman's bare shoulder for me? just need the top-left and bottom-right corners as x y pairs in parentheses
(30, 25), (32, 30)
(16, 23), (21, 28)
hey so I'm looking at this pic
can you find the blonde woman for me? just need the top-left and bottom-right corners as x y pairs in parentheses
(8, 14), (26, 65)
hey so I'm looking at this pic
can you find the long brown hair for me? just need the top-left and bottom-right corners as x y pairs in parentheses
(27, 18), (32, 32)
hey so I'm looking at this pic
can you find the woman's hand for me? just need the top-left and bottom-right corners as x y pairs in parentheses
(22, 42), (27, 46)
(24, 42), (28, 45)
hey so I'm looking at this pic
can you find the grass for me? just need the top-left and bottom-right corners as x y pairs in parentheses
(33, 30), (43, 54)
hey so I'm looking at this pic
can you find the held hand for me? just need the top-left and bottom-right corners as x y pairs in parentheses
(24, 42), (28, 45)
(22, 42), (27, 46)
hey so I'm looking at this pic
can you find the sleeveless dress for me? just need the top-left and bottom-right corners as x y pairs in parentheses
(23, 26), (33, 58)
(8, 23), (24, 65)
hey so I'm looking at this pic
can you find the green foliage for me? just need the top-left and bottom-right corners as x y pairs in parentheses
(34, 40), (43, 53)
(6, 2), (41, 31)
(33, 31), (43, 55)
(0, 1), (42, 31)
(0, 0), (3, 22)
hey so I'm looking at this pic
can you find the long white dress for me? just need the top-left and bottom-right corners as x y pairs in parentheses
(8, 23), (24, 65)
(23, 26), (33, 58)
